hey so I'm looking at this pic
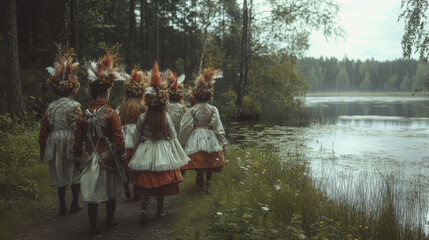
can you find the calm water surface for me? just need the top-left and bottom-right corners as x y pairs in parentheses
(227, 95), (429, 228)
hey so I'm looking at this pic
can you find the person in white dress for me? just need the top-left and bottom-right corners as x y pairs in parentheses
(117, 69), (148, 200)
(73, 52), (126, 236)
(39, 48), (82, 215)
(178, 68), (228, 189)
(128, 62), (189, 224)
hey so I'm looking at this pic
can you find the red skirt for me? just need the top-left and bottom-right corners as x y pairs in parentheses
(181, 151), (225, 172)
(131, 169), (183, 197)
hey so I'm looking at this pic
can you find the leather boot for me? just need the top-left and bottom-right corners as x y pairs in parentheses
(206, 171), (213, 188)
(140, 195), (149, 225)
(57, 186), (67, 215)
(105, 199), (118, 229)
(196, 171), (204, 190)
(156, 196), (165, 218)
(70, 184), (81, 213)
(88, 203), (100, 236)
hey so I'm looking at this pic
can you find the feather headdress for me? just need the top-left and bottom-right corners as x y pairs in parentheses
(87, 53), (126, 87)
(168, 71), (186, 102)
(45, 47), (80, 96)
(124, 69), (148, 97)
(145, 62), (169, 106)
(191, 67), (223, 102)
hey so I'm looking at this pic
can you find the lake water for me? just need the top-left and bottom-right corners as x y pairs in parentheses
(227, 94), (429, 229)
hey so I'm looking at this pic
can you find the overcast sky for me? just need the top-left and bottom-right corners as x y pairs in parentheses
(306, 0), (407, 61)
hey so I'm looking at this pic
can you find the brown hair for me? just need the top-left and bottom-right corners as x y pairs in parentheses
(118, 96), (147, 124)
(142, 105), (168, 141)
(89, 82), (112, 100)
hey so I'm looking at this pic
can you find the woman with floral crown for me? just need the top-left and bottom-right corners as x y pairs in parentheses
(39, 47), (82, 216)
(117, 69), (148, 201)
(178, 68), (228, 190)
(128, 62), (189, 225)
(73, 52), (126, 236)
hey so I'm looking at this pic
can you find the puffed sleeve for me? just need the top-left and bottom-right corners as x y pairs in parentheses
(73, 115), (85, 158)
(111, 110), (125, 153)
(132, 114), (145, 154)
(178, 109), (194, 146)
(38, 114), (50, 161)
(211, 107), (228, 146)
(166, 113), (177, 139)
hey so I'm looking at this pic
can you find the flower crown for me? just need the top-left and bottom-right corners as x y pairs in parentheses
(145, 62), (169, 107)
(167, 72), (186, 102)
(191, 68), (223, 102)
(87, 52), (125, 87)
(125, 70), (149, 97)
(45, 47), (80, 96)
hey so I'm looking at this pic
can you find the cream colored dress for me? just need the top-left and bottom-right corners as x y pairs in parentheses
(128, 113), (189, 172)
(166, 102), (186, 134)
(178, 103), (228, 155)
(42, 97), (81, 187)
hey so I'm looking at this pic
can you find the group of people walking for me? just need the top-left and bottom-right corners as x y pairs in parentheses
(38, 49), (227, 236)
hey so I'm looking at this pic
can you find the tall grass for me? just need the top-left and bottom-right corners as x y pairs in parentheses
(173, 148), (428, 239)
(0, 114), (57, 239)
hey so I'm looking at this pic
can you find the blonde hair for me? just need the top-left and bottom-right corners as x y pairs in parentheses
(118, 96), (147, 124)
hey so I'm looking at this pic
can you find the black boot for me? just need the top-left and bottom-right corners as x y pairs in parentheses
(57, 186), (67, 215)
(140, 195), (149, 225)
(88, 203), (100, 236)
(105, 199), (118, 229)
(156, 196), (165, 218)
(70, 184), (81, 213)
(123, 183), (131, 200)
(196, 171), (204, 190)
(206, 171), (213, 188)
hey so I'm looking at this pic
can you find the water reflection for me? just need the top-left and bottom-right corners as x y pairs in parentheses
(228, 95), (429, 232)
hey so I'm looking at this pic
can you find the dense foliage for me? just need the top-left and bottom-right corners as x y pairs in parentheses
(297, 57), (422, 92)
(0, 0), (344, 120)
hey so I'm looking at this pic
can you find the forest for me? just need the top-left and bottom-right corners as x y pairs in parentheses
(0, 0), (343, 120)
(297, 57), (422, 92)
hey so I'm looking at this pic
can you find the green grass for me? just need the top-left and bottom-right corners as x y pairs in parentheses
(0, 116), (57, 239)
(173, 148), (428, 240)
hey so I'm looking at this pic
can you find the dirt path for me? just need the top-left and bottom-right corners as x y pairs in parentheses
(22, 196), (177, 240)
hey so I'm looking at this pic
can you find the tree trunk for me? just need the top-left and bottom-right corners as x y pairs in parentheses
(155, 0), (159, 62)
(126, 0), (136, 66)
(234, 0), (248, 118)
(140, 0), (145, 63)
(144, 0), (149, 66)
(3, 0), (24, 118)
(69, 0), (78, 54)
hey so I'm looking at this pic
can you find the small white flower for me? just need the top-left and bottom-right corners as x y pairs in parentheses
(226, 159), (229, 162)
(217, 212), (223, 216)
(261, 206), (269, 211)
(240, 166), (249, 171)
(274, 185), (281, 191)
(216, 158), (220, 161)
(239, 181), (245, 185)
(237, 157), (241, 160)
(303, 172), (307, 176)
(246, 152), (250, 155)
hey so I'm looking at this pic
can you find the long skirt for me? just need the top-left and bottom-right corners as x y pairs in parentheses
(80, 155), (123, 203)
(131, 170), (183, 196)
(181, 151), (225, 172)
(48, 152), (80, 187)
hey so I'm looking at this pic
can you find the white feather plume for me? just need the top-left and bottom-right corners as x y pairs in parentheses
(213, 70), (223, 80)
(177, 74), (186, 84)
(45, 67), (55, 76)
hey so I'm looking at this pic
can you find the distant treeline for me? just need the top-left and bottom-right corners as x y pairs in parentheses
(296, 57), (424, 92)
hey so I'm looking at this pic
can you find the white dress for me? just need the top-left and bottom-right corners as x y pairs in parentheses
(166, 102), (186, 134)
(42, 97), (81, 187)
(178, 103), (228, 155)
(128, 113), (189, 172)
